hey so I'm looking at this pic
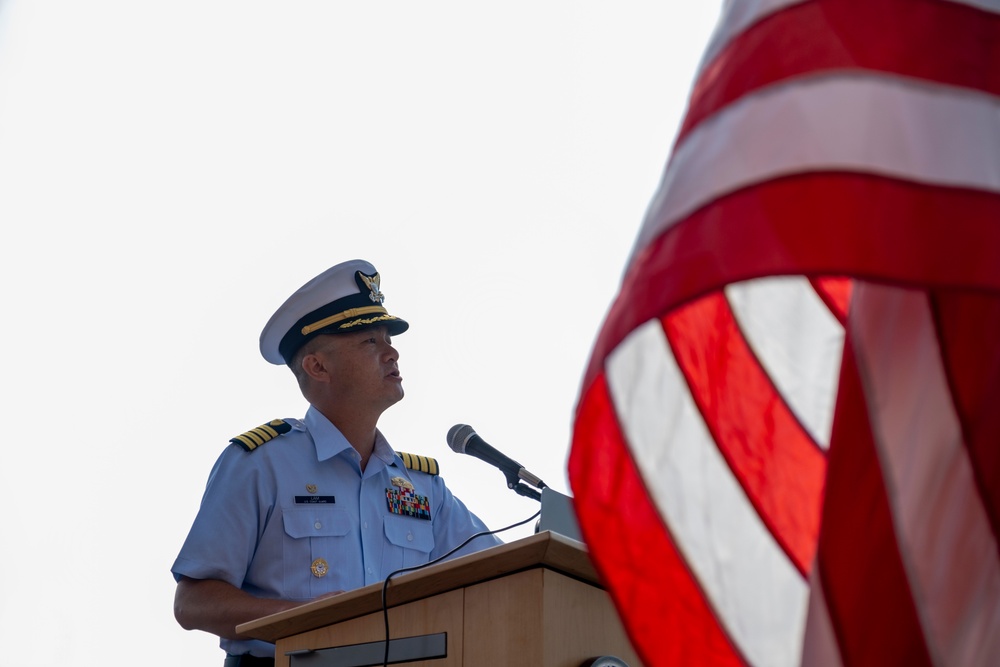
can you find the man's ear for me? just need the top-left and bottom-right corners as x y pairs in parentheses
(300, 350), (333, 383)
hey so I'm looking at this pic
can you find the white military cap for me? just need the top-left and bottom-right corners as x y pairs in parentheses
(259, 259), (409, 365)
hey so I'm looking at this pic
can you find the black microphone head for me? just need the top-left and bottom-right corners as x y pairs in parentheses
(447, 423), (476, 453)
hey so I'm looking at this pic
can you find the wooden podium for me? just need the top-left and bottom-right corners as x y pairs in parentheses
(238, 531), (642, 667)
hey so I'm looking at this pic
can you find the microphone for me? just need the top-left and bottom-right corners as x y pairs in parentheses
(447, 424), (547, 492)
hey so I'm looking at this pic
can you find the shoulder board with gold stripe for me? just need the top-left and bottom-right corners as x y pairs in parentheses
(398, 451), (439, 475)
(230, 419), (292, 452)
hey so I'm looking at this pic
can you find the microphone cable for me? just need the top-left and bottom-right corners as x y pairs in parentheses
(379, 508), (542, 667)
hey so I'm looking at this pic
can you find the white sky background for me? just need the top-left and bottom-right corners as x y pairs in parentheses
(0, 2), (721, 664)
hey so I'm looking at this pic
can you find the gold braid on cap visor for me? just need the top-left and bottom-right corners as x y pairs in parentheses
(301, 306), (389, 335)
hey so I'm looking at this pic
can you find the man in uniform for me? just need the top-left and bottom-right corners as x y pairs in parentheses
(172, 259), (501, 666)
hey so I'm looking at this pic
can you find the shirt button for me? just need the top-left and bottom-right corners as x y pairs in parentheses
(363, 522), (369, 529)
(367, 567), (373, 574)
(314, 522), (322, 530)
(407, 532), (414, 542)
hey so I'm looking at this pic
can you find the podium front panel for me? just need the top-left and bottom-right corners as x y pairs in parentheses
(464, 568), (642, 667)
(274, 588), (465, 667)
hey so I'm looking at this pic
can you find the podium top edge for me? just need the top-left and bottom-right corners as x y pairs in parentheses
(237, 530), (596, 642)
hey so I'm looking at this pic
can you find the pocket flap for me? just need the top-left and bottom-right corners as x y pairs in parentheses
(283, 507), (351, 539)
(383, 515), (435, 553)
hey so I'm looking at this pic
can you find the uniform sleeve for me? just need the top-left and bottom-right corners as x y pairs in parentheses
(429, 476), (503, 561)
(171, 445), (275, 587)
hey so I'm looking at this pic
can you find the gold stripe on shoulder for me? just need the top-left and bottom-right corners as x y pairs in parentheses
(230, 419), (292, 452)
(398, 451), (439, 475)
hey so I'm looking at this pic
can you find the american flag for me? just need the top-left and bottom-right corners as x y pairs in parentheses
(568, 1), (1000, 665)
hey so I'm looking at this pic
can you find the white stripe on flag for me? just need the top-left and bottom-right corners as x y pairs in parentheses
(634, 75), (1000, 260)
(851, 284), (1000, 666)
(607, 318), (809, 667)
(725, 277), (844, 448)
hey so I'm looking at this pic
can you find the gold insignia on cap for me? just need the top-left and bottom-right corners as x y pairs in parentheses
(357, 272), (385, 304)
(311, 558), (329, 578)
(391, 476), (414, 490)
(306, 484), (318, 494)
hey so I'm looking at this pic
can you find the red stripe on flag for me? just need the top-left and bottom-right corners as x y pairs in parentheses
(662, 293), (826, 575)
(816, 336), (934, 666)
(583, 175), (1000, 391)
(930, 291), (1000, 544)
(680, 0), (1000, 143)
(570, 374), (746, 667)
(811, 277), (853, 324)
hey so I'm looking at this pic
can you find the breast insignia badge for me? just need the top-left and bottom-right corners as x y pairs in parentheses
(390, 476), (414, 490)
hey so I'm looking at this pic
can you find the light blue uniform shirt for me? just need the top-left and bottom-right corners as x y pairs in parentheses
(172, 406), (501, 658)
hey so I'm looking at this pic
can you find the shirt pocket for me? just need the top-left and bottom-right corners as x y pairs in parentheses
(382, 514), (435, 571)
(282, 506), (352, 598)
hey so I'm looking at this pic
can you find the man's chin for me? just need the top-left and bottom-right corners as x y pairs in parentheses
(383, 387), (404, 407)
